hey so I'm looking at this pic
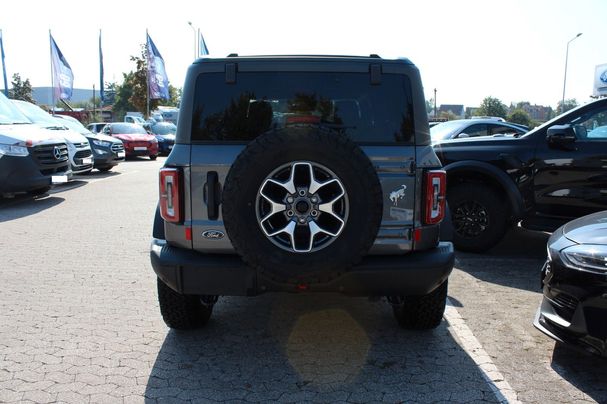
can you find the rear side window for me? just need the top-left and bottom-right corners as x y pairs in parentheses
(192, 71), (414, 144)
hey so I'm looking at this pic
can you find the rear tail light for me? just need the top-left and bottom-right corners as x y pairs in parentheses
(424, 170), (446, 225)
(159, 168), (182, 223)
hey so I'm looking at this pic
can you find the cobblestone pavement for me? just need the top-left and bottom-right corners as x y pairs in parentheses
(1, 158), (606, 403)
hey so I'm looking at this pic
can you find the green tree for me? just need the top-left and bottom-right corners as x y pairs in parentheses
(166, 85), (182, 107)
(507, 109), (531, 127)
(9, 73), (35, 103)
(113, 72), (137, 121)
(556, 98), (578, 115)
(476, 96), (507, 118)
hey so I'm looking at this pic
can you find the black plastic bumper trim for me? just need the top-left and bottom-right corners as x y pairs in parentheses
(151, 239), (454, 297)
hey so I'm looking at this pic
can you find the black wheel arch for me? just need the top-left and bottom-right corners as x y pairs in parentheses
(442, 160), (525, 220)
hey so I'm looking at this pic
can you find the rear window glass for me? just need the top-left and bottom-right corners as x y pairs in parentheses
(192, 72), (414, 144)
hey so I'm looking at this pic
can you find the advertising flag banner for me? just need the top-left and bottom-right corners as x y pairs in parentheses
(99, 31), (104, 102)
(0, 30), (8, 97)
(50, 34), (74, 100)
(199, 32), (209, 56)
(146, 33), (169, 100)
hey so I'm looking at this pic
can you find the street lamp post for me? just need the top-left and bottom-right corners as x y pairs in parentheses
(187, 21), (198, 60)
(562, 33), (582, 113)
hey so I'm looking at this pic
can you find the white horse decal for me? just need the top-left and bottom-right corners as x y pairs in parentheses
(389, 185), (407, 206)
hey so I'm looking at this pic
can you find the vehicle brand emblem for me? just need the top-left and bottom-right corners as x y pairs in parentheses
(601, 70), (607, 84)
(53, 146), (62, 160)
(202, 230), (225, 240)
(389, 185), (407, 206)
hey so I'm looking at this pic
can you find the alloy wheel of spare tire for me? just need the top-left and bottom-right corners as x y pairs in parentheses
(222, 126), (383, 283)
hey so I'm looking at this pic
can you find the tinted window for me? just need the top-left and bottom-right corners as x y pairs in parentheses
(490, 124), (525, 136)
(192, 72), (413, 144)
(569, 106), (607, 140)
(458, 124), (488, 138)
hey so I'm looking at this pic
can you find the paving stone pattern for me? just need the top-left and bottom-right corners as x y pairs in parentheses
(0, 159), (606, 403)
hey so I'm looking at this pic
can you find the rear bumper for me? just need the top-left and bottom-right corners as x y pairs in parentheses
(150, 239), (454, 296)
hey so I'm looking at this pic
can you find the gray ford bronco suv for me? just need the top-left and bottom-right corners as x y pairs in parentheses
(151, 55), (454, 330)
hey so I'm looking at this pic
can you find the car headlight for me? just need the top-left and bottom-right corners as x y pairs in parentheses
(561, 244), (607, 274)
(92, 140), (111, 147)
(0, 143), (29, 157)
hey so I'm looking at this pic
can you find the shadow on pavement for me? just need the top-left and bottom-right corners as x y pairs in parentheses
(454, 226), (548, 293)
(550, 342), (607, 402)
(0, 195), (64, 222)
(144, 294), (500, 402)
(48, 180), (88, 195)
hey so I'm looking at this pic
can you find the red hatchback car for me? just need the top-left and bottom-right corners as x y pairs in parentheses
(102, 123), (158, 160)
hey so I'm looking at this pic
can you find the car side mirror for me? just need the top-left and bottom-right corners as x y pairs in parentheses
(546, 124), (576, 149)
(457, 133), (470, 138)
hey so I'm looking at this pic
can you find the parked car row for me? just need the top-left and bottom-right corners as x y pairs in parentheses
(87, 121), (176, 157)
(0, 91), (175, 197)
(0, 92), (72, 196)
(428, 98), (607, 358)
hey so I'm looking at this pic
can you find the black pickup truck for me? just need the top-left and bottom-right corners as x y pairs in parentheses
(433, 98), (607, 252)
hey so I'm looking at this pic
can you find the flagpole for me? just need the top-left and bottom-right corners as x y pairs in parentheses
(49, 30), (55, 114)
(0, 29), (8, 97)
(146, 30), (150, 118)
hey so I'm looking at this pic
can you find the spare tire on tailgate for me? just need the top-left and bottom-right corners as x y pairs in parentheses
(221, 126), (383, 283)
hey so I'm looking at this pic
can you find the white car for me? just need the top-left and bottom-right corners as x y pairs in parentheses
(0, 92), (71, 196)
(12, 100), (94, 175)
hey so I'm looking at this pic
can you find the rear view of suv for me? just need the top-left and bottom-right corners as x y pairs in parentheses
(150, 55), (454, 330)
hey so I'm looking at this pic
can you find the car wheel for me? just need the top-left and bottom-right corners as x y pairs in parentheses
(221, 126), (383, 283)
(149, 155), (158, 160)
(448, 183), (508, 252)
(390, 280), (448, 329)
(157, 278), (216, 330)
(97, 166), (113, 172)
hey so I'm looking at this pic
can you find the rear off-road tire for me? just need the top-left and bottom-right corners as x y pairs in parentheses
(157, 278), (215, 330)
(391, 280), (448, 330)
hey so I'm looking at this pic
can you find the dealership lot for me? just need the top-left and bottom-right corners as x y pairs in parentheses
(1, 158), (606, 403)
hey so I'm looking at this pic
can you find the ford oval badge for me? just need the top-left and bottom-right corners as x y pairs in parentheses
(202, 230), (225, 240)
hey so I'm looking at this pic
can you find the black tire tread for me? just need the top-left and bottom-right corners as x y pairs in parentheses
(157, 278), (212, 330)
(393, 281), (448, 330)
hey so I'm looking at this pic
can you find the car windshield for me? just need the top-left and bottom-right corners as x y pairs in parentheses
(0, 93), (31, 124)
(112, 123), (148, 134)
(430, 120), (466, 140)
(56, 116), (91, 134)
(12, 100), (65, 128)
(152, 123), (176, 135)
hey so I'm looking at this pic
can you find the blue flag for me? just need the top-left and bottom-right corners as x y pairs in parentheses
(0, 30), (8, 97)
(99, 30), (104, 102)
(49, 33), (74, 100)
(199, 32), (209, 56)
(146, 33), (169, 100)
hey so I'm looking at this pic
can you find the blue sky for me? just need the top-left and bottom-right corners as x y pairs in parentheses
(1, 0), (605, 108)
